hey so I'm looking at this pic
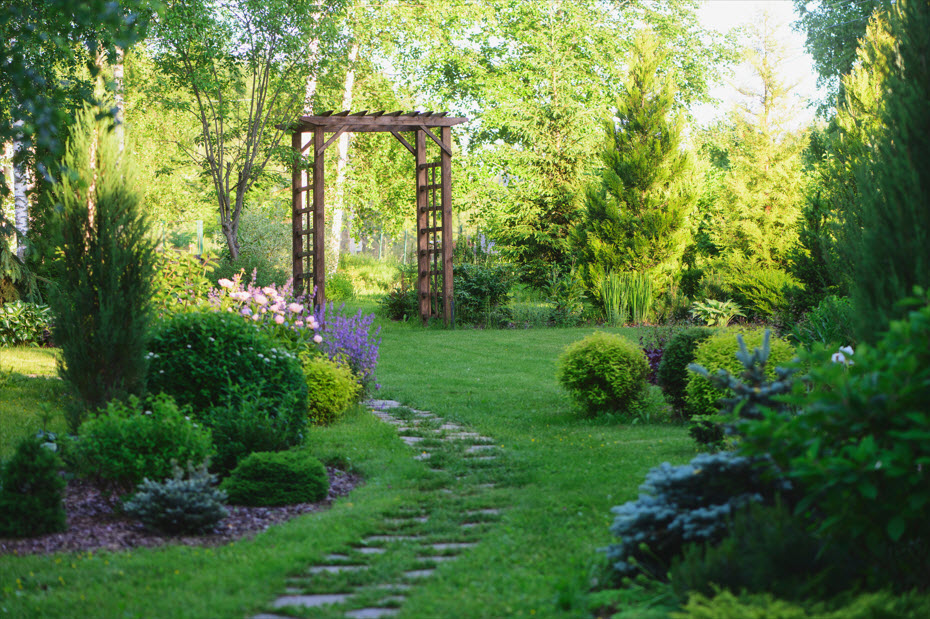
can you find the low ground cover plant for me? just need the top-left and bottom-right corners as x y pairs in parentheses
(0, 301), (53, 346)
(557, 331), (650, 418)
(221, 449), (329, 507)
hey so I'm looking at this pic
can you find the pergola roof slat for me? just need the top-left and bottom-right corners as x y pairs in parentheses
(286, 109), (468, 133)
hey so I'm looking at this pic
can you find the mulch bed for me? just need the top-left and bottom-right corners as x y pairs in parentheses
(0, 467), (362, 557)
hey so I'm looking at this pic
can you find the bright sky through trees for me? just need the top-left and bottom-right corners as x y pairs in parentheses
(694, 0), (827, 127)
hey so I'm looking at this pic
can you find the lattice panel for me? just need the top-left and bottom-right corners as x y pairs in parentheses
(418, 161), (444, 318)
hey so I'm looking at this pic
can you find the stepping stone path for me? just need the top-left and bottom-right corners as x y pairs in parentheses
(253, 399), (507, 619)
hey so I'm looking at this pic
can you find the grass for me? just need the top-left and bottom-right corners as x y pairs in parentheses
(0, 320), (695, 618)
(0, 347), (66, 458)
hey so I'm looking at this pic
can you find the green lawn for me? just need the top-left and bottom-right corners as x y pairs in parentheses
(0, 320), (695, 618)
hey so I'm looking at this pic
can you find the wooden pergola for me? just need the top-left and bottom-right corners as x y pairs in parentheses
(289, 110), (468, 325)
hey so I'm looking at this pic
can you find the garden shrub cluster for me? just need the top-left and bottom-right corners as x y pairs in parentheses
(0, 301), (53, 346)
(301, 354), (360, 425)
(123, 462), (228, 535)
(656, 327), (714, 414)
(0, 436), (67, 538)
(453, 263), (514, 326)
(70, 394), (214, 495)
(557, 332), (650, 417)
(684, 329), (795, 417)
(221, 449), (329, 507)
(789, 295), (856, 350)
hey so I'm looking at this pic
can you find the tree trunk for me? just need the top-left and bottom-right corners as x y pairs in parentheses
(12, 121), (29, 259)
(114, 47), (125, 152)
(330, 42), (360, 273)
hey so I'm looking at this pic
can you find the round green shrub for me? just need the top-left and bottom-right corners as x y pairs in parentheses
(556, 331), (650, 417)
(656, 327), (715, 414)
(0, 436), (67, 537)
(685, 329), (795, 417)
(71, 394), (214, 495)
(147, 311), (308, 414)
(221, 450), (329, 507)
(202, 383), (309, 476)
(301, 354), (360, 425)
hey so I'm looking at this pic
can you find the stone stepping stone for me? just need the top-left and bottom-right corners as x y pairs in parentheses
(376, 595), (407, 605)
(464, 508), (502, 517)
(439, 423), (464, 431)
(403, 568), (435, 579)
(464, 444), (496, 454)
(354, 547), (386, 555)
(253, 614), (297, 619)
(368, 583), (412, 592)
(400, 436), (424, 446)
(273, 593), (352, 608)
(363, 535), (422, 543)
(345, 608), (400, 618)
(367, 400), (402, 410)
(386, 515), (428, 524)
(431, 542), (477, 551)
(413, 452), (433, 461)
(418, 555), (457, 563)
(325, 553), (351, 561)
(307, 565), (368, 574)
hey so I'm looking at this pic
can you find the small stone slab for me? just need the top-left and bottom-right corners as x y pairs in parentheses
(354, 546), (386, 555)
(325, 553), (351, 561)
(253, 614), (297, 619)
(273, 593), (351, 608)
(307, 565), (368, 574)
(363, 535), (421, 543)
(403, 569), (435, 579)
(345, 608), (400, 618)
(431, 542), (477, 551)
(418, 555), (457, 563)
(369, 583), (412, 592)
(439, 423), (464, 431)
(400, 436), (424, 446)
(367, 400), (402, 410)
(413, 452), (433, 461)
(464, 444), (496, 454)
(464, 508), (502, 517)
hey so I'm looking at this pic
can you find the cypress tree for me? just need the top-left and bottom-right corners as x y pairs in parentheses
(49, 104), (156, 430)
(572, 31), (695, 300)
(849, 0), (930, 342)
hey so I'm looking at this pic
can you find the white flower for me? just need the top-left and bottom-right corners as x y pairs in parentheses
(840, 345), (855, 357)
(831, 351), (847, 364)
(218, 278), (235, 289)
(288, 302), (303, 313)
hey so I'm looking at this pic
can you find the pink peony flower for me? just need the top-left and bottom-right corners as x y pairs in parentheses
(313, 334), (323, 344)
(288, 302), (303, 313)
(274, 314), (285, 324)
(218, 278), (235, 288)
(295, 320), (304, 327)
(254, 293), (268, 305)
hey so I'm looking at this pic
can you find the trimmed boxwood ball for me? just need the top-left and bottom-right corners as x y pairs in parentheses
(685, 329), (795, 417)
(656, 327), (715, 415)
(221, 450), (329, 507)
(301, 353), (360, 426)
(557, 331), (650, 417)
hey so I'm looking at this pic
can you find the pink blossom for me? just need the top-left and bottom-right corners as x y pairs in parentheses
(274, 314), (285, 325)
(253, 293), (268, 305)
(218, 278), (235, 289)
(313, 334), (323, 344)
(229, 291), (250, 302)
(295, 320), (304, 327)
(240, 307), (252, 316)
(288, 302), (303, 313)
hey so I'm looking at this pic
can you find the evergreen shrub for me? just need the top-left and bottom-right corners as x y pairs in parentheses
(672, 589), (930, 619)
(71, 394), (214, 495)
(147, 311), (308, 414)
(685, 330), (794, 417)
(789, 295), (856, 350)
(605, 451), (789, 580)
(221, 450), (329, 507)
(557, 332), (650, 417)
(0, 436), (67, 537)
(202, 383), (309, 475)
(123, 462), (228, 535)
(656, 327), (714, 414)
(301, 354), (359, 425)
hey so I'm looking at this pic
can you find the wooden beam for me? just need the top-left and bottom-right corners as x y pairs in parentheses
(416, 129), (430, 324)
(313, 127), (326, 311)
(317, 126), (346, 157)
(291, 131), (304, 291)
(441, 125), (454, 327)
(390, 130), (415, 156)
(420, 124), (453, 157)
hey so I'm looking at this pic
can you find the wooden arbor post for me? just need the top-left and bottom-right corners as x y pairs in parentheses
(288, 111), (467, 326)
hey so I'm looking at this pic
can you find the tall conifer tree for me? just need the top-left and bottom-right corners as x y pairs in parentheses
(572, 31), (695, 300)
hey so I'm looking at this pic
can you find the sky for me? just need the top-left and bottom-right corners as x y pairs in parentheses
(693, 0), (828, 128)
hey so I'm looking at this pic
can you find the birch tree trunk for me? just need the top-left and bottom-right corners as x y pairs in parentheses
(330, 42), (360, 273)
(12, 121), (29, 259)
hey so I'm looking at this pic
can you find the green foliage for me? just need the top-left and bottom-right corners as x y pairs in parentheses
(209, 251), (289, 289)
(151, 251), (216, 317)
(326, 272), (356, 303)
(725, 265), (800, 320)
(0, 435), (66, 538)
(689, 299), (743, 327)
(789, 295), (856, 350)
(556, 332), (649, 417)
(453, 263), (514, 326)
(673, 589), (930, 619)
(670, 501), (856, 603)
(845, 0), (930, 343)
(378, 262), (418, 322)
(123, 462), (228, 535)
(573, 32), (695, 301)
(301, 354), (360, 426)
(71, 394), (214, 496)
(543, 264), (586, 326)
(606, 451), (789, 580)
(657, 327), (714, 413)
(687, 414), (727, 451)
(336, 254), (398, 296)
(685, 329), (795, 418)
(600, 271), (654, 326)
(48, 105), (156, 428)
(0, 301), (52, 346)
(221, 450), (328, 507)
(147, 311), (308, 415)
(201, 383), (309, 476)
(740, 291), (930, 588)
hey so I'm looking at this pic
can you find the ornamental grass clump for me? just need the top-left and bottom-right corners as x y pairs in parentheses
(556, 332), (650, 418)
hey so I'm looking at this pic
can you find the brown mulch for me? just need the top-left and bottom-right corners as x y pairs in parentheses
(0, 467), (362, 557)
